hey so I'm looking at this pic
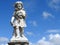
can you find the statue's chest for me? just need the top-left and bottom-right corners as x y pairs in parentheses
(14, 11), (23, 19)
(15, 11), (23, 16)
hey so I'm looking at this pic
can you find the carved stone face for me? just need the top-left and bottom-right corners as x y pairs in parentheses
(17, 3), (22, 9)
(15, 3), (23, 10)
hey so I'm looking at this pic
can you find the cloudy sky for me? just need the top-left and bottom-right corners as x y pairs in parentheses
(0, 0), (60, 45)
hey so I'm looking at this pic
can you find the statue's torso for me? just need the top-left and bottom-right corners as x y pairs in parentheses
(14, 10), (26, 20)
(13, 9), (26, 27)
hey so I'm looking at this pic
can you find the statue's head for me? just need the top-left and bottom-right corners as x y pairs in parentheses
(15, 1), (23, 10)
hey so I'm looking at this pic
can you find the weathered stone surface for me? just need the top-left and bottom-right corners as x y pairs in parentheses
(8, 42), (29, 45)
(8, 1), (29, 45)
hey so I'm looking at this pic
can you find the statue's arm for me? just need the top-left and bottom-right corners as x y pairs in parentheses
(18, 10), (26, 19)
(22, 10), (26, 19)
(10, 16), (15, 25)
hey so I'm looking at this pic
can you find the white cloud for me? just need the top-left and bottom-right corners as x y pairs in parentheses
(26, 31), (33, 36)
(52, 0), (60, 3)
(5, 44), (8, 45)
(42, 11), (54, 19)
(49, 34), (60, 45)
(0, 37), (9, 43)
(38, 34), (60, 45)
(29, 42), (33, 45)
(1, 44), (8, 45)
(38, 36), (53, 45)
(38, 39), (54, 45)
(29, 42), (35, 45)
(29, 21), (37, 27)
(0, 37), (9, 45)
(30, 34), (60, 45)
(46, 30), (60, 33)
(48, 0), (60, 10)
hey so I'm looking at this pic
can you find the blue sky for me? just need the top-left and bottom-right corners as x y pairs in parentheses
(0, 0), (60, 45)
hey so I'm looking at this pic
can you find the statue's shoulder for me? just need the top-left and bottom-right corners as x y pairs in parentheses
(16, 9), (25, 12)
(20, 9), (25, 12)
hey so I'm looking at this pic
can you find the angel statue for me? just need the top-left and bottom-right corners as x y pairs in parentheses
(10, 1), (26, 38)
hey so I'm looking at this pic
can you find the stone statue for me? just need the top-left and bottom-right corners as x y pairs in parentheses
(8, 1), (29, 45)
(10, 1), (26, 38)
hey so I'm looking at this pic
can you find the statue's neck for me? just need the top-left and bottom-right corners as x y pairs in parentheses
(15, 8), (23, 11)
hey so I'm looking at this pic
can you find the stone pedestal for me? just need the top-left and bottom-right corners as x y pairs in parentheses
(8, 36), (29, 45)
(8, 42), (29, 45)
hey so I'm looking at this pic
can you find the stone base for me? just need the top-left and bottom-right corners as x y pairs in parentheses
(10, 35), (28, 42)
(8, 42), (29, 45)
